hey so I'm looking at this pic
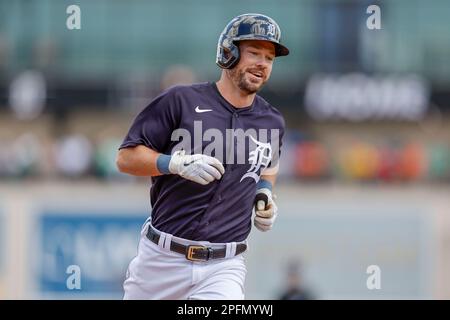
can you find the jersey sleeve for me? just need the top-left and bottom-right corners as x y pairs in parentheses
(119, 88), (180, 153)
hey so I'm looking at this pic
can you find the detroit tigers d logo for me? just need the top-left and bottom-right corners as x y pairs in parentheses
(240, 135), (272, 183)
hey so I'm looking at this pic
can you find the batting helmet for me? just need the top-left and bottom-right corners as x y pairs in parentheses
(216, 13), (290, 69)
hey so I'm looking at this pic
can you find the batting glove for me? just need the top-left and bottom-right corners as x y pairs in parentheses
(254, 187), (278, 232)
(168, 150), (225, 185)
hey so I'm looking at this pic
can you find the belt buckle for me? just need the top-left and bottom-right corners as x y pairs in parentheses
(186, 245), (209, 261)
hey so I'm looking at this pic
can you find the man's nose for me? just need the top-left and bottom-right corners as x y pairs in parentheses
(255, 57), (269, 69)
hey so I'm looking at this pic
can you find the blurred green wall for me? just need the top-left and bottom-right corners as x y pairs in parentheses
(0, 0), (449, 83)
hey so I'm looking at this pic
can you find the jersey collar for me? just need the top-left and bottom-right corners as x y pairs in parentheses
(211, 82), (255, 114)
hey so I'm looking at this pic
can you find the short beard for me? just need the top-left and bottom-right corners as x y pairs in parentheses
(228, 68), (264, 94)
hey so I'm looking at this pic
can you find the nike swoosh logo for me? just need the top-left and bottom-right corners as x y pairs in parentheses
(183, 159), (197, 167)
(195, 106), (213, 113)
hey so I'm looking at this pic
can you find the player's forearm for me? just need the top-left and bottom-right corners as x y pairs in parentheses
(260, 173), (277, 189)
(116, 145), (163, 177)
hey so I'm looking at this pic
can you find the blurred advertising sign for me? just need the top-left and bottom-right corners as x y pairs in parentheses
(304, 73), (429, 121)
(38, 212), (147, 296)
(249, 209), (432, 299)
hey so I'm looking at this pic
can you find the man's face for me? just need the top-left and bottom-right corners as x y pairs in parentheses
(228, 40), (276, 94)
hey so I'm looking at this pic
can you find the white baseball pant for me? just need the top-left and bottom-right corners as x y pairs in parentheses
(123, 222), (247, 300)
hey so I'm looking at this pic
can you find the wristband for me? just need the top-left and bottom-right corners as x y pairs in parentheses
(156, 154), (171, 174)
(256, 178), (272, 192)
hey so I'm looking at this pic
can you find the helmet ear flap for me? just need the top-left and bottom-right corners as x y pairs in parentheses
(227, 55), (240, 69)
(222, 47), (232, 60)
(216, 40), (240, 69)
(225, 41), (240, 69)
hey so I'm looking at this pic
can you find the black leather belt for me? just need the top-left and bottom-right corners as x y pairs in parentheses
(146, 227), (247, 261)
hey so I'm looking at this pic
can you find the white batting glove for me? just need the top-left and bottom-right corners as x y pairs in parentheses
(254, 188), (278, 232)
(168, 150), (225, 185)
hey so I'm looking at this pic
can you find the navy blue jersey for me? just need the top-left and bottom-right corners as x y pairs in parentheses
(120, 82), (285, 242)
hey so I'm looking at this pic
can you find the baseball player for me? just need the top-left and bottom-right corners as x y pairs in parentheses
(117, 13), (289, 300)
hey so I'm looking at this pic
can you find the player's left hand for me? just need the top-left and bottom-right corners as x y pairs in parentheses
(253, 189), (278, 232)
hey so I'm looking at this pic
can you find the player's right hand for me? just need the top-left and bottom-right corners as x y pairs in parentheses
(254, 189), (278, 232)
(169, 150), (225, 185)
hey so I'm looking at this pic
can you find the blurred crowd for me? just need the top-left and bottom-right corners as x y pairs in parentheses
(1, 128), (449, 183)
(290, 138), (450, 182)
(0, 132), (124, 180)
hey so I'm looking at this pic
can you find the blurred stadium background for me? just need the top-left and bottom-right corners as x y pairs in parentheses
(1, 0), (450, 299)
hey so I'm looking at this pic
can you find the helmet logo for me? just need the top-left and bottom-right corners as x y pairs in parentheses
(251, 24), (265, 36)
(250, 22), (277, 38)
(267, 24), (276, 37)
